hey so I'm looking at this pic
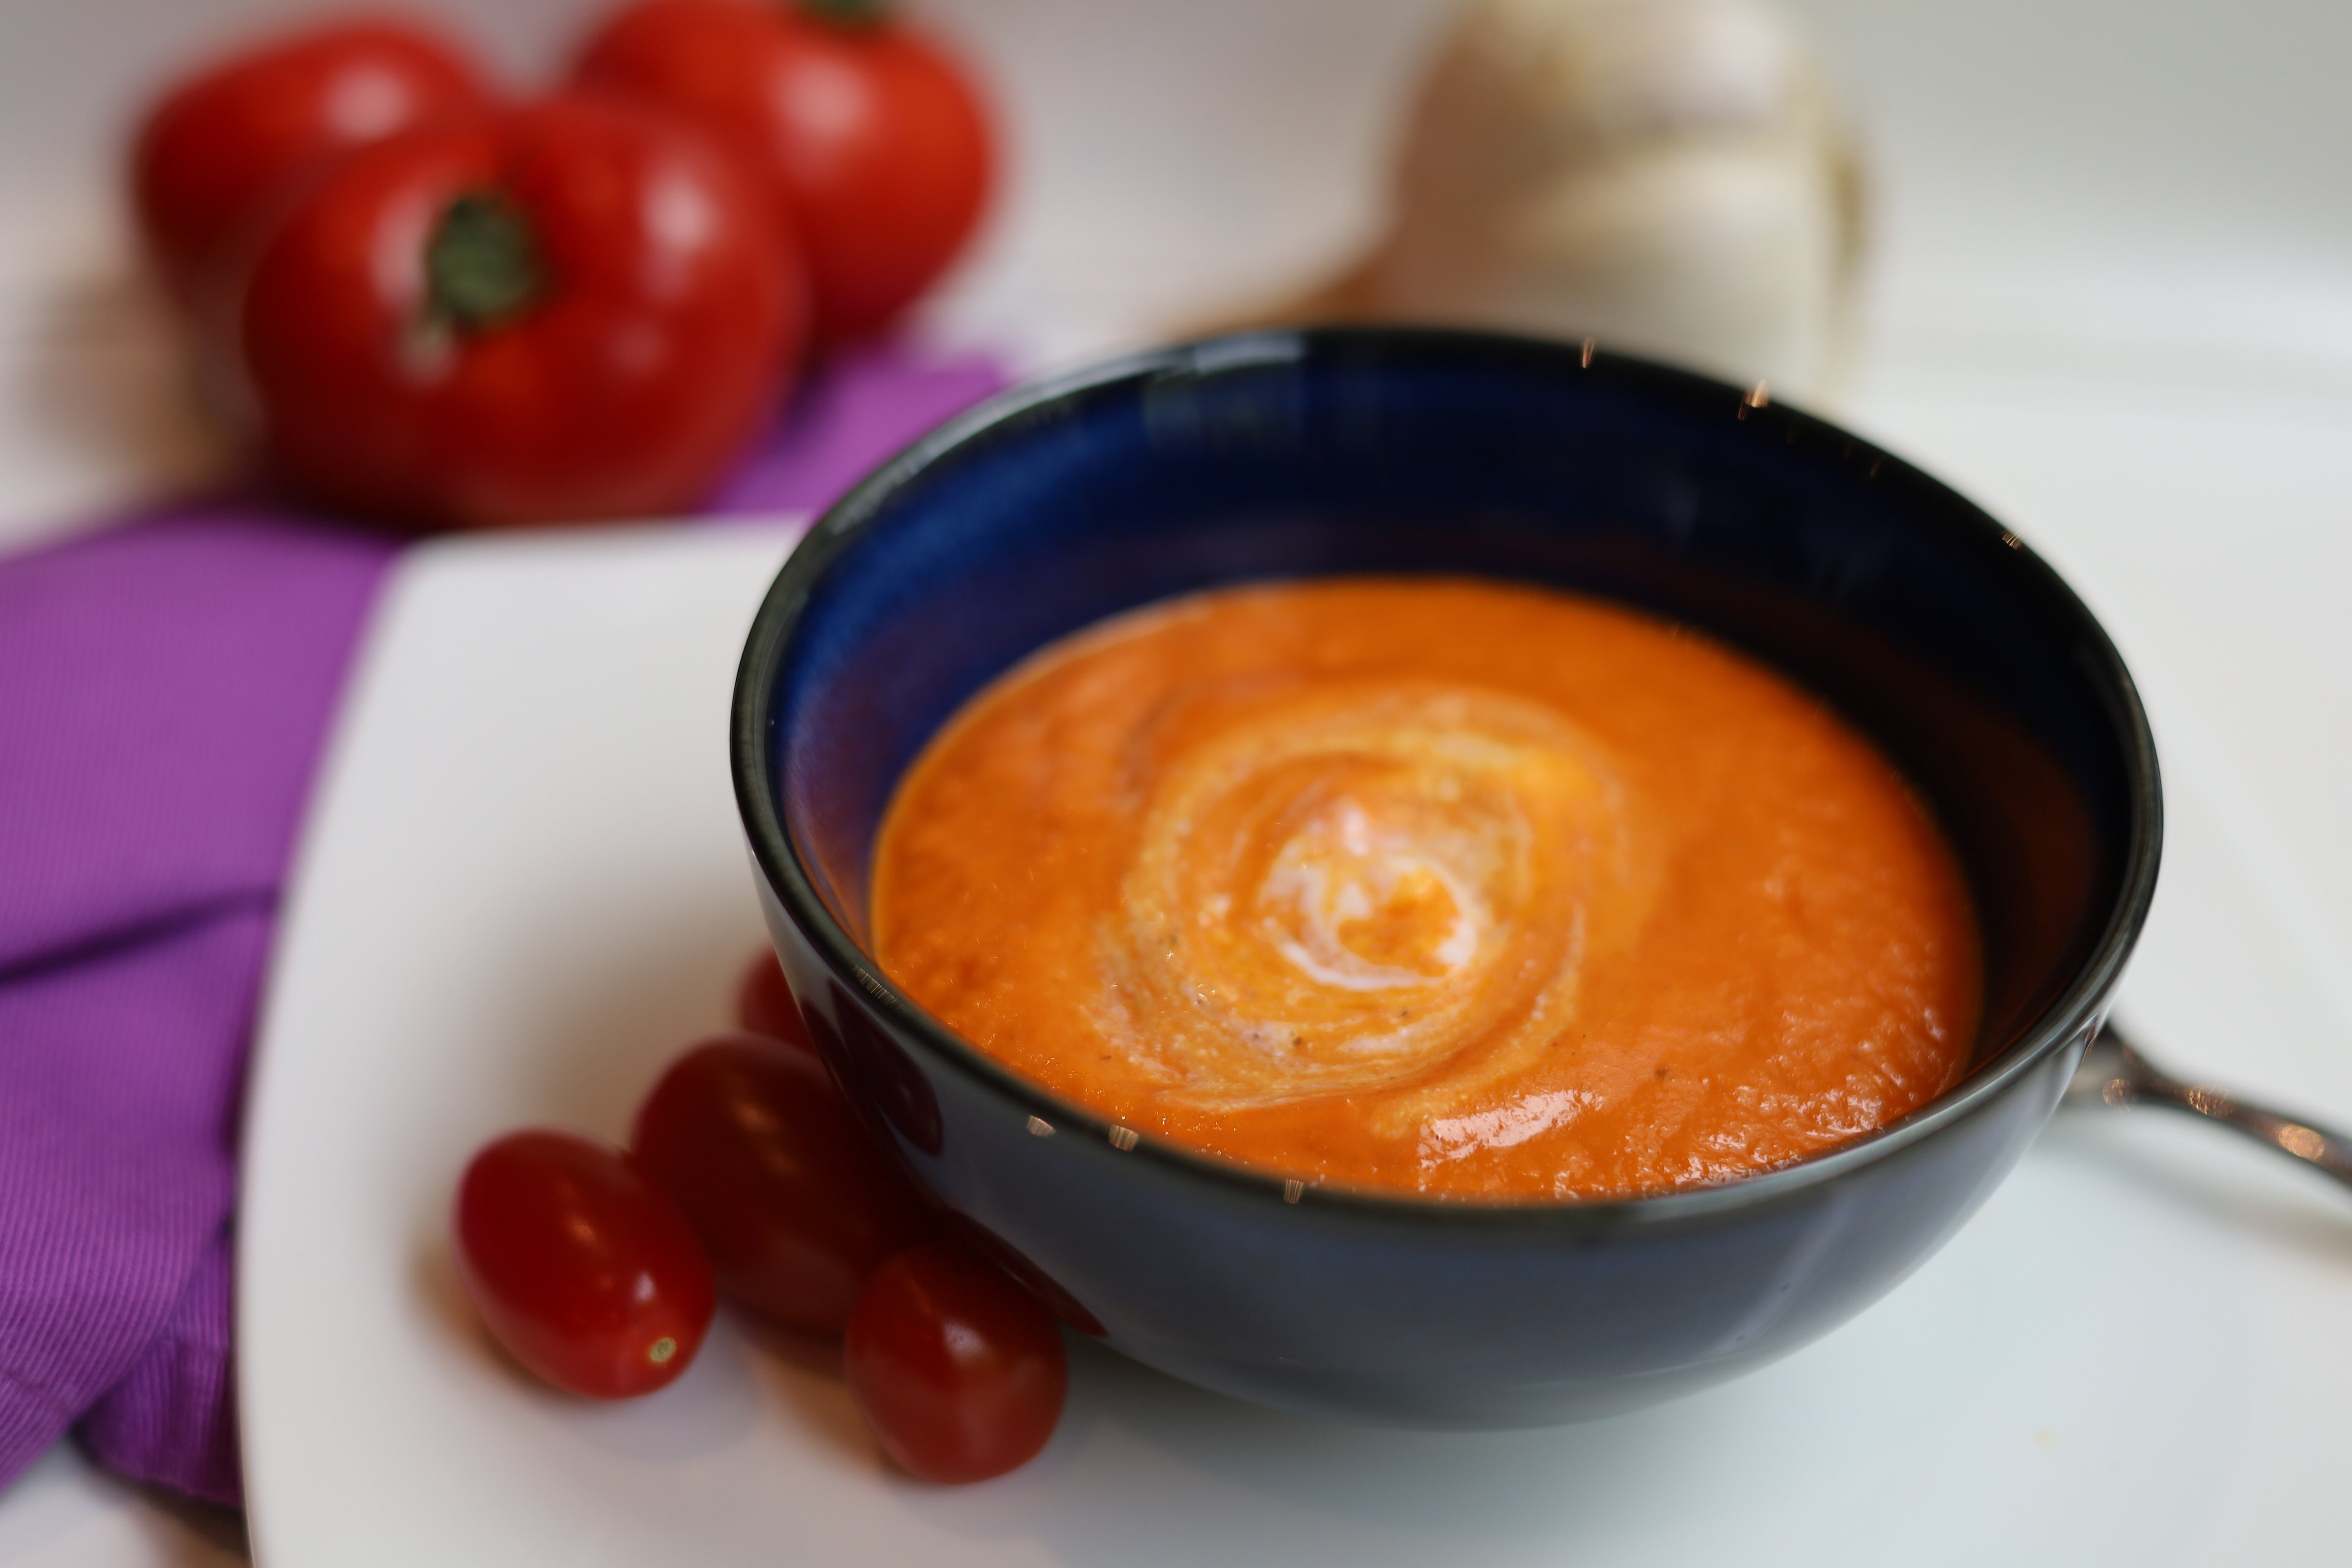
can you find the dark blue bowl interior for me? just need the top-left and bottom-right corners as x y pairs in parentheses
(768, 330), (2146, 1078)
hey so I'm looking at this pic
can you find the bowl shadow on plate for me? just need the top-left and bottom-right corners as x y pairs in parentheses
(417, 1209), (1719, 1548)
(898, 1335), (1710, 1557)
(2039, 1105), (2352, 1267)
(730, 1311), (877, 1465)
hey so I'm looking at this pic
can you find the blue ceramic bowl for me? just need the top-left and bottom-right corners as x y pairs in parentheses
(731, 328), (2160, 1428)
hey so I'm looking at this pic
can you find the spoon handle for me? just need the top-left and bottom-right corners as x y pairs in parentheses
(2097, 1024), (2352, 1191)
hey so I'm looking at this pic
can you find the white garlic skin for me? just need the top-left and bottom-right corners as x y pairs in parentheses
(1359, 0), (1863, 404)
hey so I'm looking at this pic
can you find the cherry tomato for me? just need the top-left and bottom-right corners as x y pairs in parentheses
(452, 1129), (715, 1399)
(131, 17), (494, 304)
(633, 1033), (933, 1333)
(241, 94), (807, 530)
(572, 0), (993, 339)
(845, 1244), (1068, 1483)
(736, 948), (817, 1056)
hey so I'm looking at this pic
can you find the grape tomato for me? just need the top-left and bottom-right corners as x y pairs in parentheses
(633, 1033), (934, 1333)
(452, 1129), (715, 1399)
(844, 1244), (1068, 1483)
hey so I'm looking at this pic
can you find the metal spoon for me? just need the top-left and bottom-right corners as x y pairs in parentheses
(2066, 1021), (2352, 1192)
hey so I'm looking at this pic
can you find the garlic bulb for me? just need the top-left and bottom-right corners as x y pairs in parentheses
(1296, 0), (1863, 404)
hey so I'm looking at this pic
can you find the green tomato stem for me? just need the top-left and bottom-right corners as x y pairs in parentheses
(424, 192), (544, 332)
(798, 0), (891, 29)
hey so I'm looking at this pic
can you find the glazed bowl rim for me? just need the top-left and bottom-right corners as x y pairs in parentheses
(731, 325), (2162, 1230)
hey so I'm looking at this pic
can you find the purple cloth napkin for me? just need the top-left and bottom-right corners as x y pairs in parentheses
(0, 344), (1003, 1509)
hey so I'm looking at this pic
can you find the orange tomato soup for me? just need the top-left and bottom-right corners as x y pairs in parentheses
(871, 579), (1980, 1199)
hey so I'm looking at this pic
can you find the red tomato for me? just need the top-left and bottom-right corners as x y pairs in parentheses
(845, 1245), (1068, 1483)
(241, 94), (806, 530)
(633, 1033), (933, 1333)
(131, 16), (494, 304)
(736, 948), (817, 1056)
(572, 0), (992, 339)
(452, 1129), (715, 1399)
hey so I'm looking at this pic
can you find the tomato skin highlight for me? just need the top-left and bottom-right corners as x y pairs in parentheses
(845, 1245), (1068, 1483)
(241, 93), (807, 530)
(633, 1033), (934, 1333)
(736, 948), (818, 1057)
(572, 0), (993, 339)
(453, 1130), (716, 1399)
(131, 16), (494, 303)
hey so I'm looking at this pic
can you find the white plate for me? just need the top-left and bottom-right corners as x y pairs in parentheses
(239, 521), (2352, 1568)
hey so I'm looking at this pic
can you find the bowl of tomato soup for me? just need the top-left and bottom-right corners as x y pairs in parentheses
(732, 328), (2159, 1428)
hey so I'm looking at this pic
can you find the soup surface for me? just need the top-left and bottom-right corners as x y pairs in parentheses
(871, 578), (1980, 1199)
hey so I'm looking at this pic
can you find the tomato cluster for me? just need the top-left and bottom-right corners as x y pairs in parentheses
(130, 2), (992, 531)
(452, 950), (1066, 1485)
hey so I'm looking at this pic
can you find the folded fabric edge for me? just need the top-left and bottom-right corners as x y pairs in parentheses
(76, 1228), (240, 1509)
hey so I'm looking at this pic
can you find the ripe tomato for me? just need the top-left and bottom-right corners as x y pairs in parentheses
(452, 1129), (715, 1399)
(632, 1033), (933, 1333)
(131, 17), (494, 304)
(736, 948), (817, 1056)
(241, 94), (806, 530)
(845, 1245), (1068, 1483)
(572, 0), (992, 339)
